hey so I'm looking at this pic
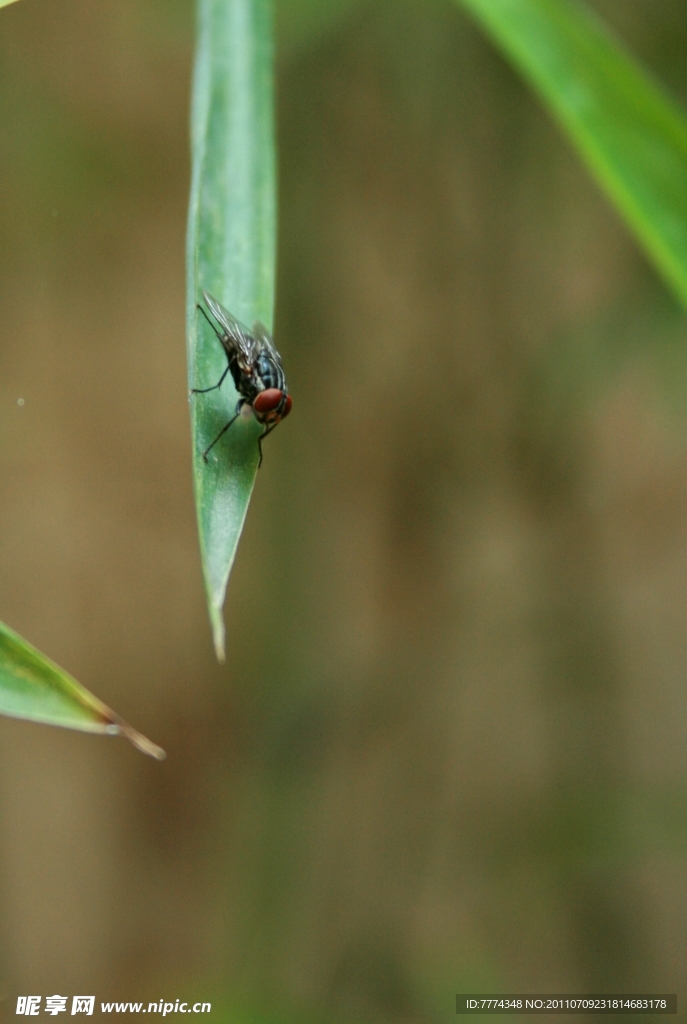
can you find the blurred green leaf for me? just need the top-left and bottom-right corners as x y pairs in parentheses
(187, 0), (276, 660)
(0, 619), (165, 759)
(456, 0), (687, 309)
(0, 0), (22, 8)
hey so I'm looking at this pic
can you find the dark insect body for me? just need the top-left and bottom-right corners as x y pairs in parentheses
(192, 291), (292, 467)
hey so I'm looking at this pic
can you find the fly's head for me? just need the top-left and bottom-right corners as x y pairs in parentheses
(252, 387), (292, 426)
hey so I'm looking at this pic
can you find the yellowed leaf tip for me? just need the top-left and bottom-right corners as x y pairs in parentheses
(211, 611), (226, 663)
(122, 725), (167, 761)
(103, 710), (166, 760)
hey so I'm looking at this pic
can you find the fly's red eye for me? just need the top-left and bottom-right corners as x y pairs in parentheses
(253, 388), (284, 413)
(282, 394), (293, 417)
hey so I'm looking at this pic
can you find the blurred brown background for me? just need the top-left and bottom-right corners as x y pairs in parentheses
(0, 0), (686, 1020)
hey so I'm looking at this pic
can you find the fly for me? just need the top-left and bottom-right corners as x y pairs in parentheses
(192, 291), (292, 467)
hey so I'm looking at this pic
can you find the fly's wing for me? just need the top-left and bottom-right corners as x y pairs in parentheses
(203, 291), (260, 364)
(252, 320), (284, 368)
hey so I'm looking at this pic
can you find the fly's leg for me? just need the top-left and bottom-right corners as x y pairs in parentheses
(257, 422), (278, 469)
(192, 304), (231, 394)
(202, 401), (244, 463)
(191, 364), (230, 394)
(197, 303), (224, 342)
(202, 414), (238, 462)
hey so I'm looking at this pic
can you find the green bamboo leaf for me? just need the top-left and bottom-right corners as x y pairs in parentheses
(0, 619), (165, 759)
(187, 0), (276, 661)
(456, 0), (687, 309)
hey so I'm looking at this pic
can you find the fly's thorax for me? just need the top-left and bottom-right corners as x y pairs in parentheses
(256, 351), (285, 392)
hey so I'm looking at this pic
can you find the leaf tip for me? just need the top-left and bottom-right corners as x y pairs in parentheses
(210, 606), (226, 663)
(106, 714), (166, 760)
(213, 631), (226, 664)
(126, 729), (167, 761)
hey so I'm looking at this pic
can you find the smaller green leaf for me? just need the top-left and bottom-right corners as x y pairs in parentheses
(0, 0), (22, 8)
(0, 619), (165, 760)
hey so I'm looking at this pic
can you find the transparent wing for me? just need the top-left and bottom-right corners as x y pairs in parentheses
(252, 320), (284, 367)
(202, 291), (260, 362)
